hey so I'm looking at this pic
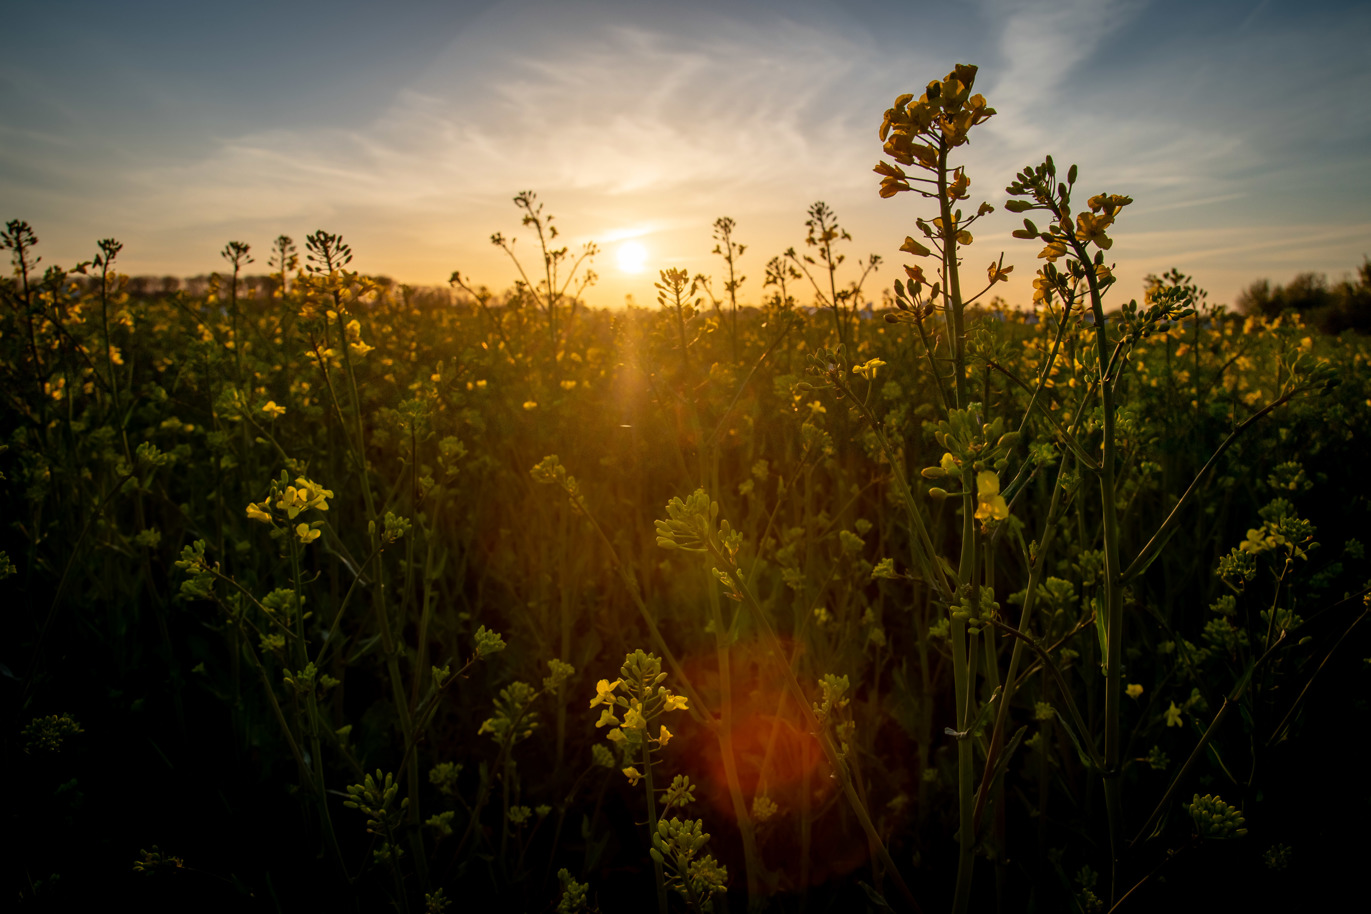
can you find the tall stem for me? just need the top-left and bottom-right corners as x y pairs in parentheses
(1076, 242), (1124, 902)
(641, 738), (669, 914)
(936, 143), (968, 408)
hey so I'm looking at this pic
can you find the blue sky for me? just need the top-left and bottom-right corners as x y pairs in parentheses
(3, 0), (1369, 309)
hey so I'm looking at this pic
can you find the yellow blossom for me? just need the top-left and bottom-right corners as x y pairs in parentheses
(622, 766), (643, 787)
(295, 523), (321, 544)
(853, 358), (887, 380)
(1038, 241), (1068, 262)
(523, 401), (538, 410)
(245, 502), (273, 523)
(1075, 212), (1114, 249)
(605, 728), (626, 745)
(660, 691), (689, 712)
(1126, 683), (1144, 699)
(262, 401), (286, 419)
(622, 705), (647, 731)
(595, 708), (620, 729)
(590, 679), (621, 708)
(656, 725), (673, 748)
(293, 477), (333, 512)
(1165, 702), (1183, 727)
(987, 261), (1014, 284)
(973, 470), (1009, 522)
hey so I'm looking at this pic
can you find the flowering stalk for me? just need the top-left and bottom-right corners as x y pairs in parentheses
(590, 652), (690, 914)
(878, 69), (1001, 911)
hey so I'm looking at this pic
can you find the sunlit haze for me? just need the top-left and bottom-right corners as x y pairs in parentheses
(3, 0), (1368, 309)
(617, 241), (649, 274)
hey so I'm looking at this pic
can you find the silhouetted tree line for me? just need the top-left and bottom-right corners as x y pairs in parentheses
(76, 273), (461, 310)
(70, 256), (1371, 334)
(1237, 257), (1371, 334)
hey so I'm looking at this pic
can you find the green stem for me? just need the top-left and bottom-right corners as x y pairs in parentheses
(950, 617), (975, 914)
(641, 738), (669, 914)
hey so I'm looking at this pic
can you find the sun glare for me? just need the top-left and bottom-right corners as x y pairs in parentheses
(616, 240), (648, 274)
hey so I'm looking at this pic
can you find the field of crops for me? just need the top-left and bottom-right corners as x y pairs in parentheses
(6, 66), (1370, 913)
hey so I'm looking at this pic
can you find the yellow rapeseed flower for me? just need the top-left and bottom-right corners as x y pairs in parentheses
(246, 501), (273, 523)
(1165, 702), (1183, 727)
(262, 401), (286, 419)
(974, 470), (1009, 522)
(853, 358), (887, 380)
(622, 705), (647, 731)
(1126, 683), (1144, 699)
(295, 523), (321, 544)
(590, 679), (621, 708)
(657, 725), (673, 748)
(292, 477), (333, 512)
(622, 766), (643, 787)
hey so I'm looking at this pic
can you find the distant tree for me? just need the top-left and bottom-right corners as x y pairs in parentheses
(1323, 258), (1371, 335)
(1236, 257), (1370, 334)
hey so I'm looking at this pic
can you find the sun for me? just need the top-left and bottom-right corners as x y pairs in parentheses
(616, 240), (648, 274)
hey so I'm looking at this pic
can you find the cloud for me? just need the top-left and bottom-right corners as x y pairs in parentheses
(118, 10), (887, 224)
(980, 0), (1145, 154)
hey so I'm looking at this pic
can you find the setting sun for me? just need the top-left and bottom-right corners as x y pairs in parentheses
(616, 240), (648, 274)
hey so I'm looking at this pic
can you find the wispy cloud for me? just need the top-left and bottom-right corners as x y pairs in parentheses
(980, 0), (1144, 153)
(99, 5), (903, 288)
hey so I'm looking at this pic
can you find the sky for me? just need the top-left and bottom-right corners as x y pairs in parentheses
(3, 0), (1369, 310)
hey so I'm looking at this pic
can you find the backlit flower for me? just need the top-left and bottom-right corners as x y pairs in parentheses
(853, 358), (887, 380)
(974, 470), (1009, 522)
(590, 679), (621, 708)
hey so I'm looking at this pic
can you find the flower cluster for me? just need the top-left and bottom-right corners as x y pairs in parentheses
(651, 817), (729, 910)
(245, 472), (334, 544)
(1188, 793), (1248, 839)
(878, 64), (996, 185)
(590, 650), (687, 780)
